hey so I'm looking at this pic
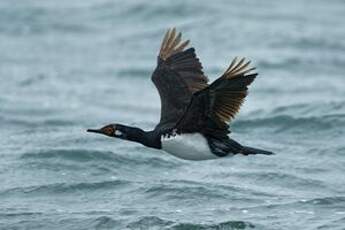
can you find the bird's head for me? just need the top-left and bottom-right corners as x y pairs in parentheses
(87, 124), (126, 139)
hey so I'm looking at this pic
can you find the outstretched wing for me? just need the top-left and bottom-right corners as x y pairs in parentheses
(210, 57), (256, 123)
(175, 57), (257, 136)
(152, 28), (209, 130)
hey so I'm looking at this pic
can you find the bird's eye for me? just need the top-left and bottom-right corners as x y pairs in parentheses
(105, 127), (113, 135)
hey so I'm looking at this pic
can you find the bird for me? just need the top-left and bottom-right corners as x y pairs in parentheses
(87, 28), (274, 160)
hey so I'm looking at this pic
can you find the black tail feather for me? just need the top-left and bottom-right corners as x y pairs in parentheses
(241, 146), (274, 155)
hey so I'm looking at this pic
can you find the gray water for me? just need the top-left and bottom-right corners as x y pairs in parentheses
(1, 0), (345, 229)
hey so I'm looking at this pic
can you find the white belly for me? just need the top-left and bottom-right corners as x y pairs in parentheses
(161, 133), (219, 161)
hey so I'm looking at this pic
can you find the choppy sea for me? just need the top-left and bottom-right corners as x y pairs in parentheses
(1, 0), (345, 229)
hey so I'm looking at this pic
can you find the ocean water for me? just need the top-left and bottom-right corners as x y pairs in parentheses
(1, 0), (345, 229)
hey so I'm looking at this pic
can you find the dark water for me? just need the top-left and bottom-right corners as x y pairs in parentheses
(1, 0), (345, 229)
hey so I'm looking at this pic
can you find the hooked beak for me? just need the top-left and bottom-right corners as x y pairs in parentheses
(87, 129), (102, 134)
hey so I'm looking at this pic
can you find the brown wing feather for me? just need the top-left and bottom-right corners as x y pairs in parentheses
(213, 57), (257, 123)
(159, 28), (190, 60)
(175, 57), (257, 134)
(152, 28), (209, 130)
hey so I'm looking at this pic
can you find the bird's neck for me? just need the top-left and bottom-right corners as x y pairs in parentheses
(118, 126), (161, 149)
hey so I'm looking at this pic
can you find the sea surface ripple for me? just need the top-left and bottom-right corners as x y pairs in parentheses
(1, 0), (345, 229)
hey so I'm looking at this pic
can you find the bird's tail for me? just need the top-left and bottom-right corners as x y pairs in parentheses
(241, 146), (274, 155)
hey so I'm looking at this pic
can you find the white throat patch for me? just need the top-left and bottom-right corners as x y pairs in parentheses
(115, 130), (122, 136)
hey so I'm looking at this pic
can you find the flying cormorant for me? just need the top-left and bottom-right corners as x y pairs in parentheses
(87, 28), (273, 160)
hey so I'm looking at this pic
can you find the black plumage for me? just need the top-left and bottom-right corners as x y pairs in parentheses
(87, 28), (274, 159)
(152, 47), (208, 131)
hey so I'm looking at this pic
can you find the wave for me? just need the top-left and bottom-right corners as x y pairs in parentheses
(233, 102), (345, 134)
(0, 2), (209, 36)
(270, 102), (345, 117)
(1, 215), (256, 230)
(271, 36), (345, 52)
(0, 211), (43, 218)
(143, 184), (229, 201)
(93, 2), (209, 21)
(0, 179), (130, 196)
(116, 68), (152, 79)
(136, 179), (272, 204)
(21, 149), (117, 162)
(0, 5), (92, 36)
(127, 216), (256, 230)
(316, 216), (345, 230)
(233, 114), (345, 134)
(234, 171), (327, 191)
(301, 196), (345, 207)
(258, 57), (302, 70)
(0, 116), (75, 128)
(20, 148), (181, 169)
(248, 196), (345, 212)
(91, 216), (121, 229)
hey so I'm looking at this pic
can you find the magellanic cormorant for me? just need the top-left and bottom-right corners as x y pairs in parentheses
(87, 28), (273, 160)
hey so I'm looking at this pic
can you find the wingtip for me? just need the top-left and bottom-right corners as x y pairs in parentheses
(159, 27), (190, 60)
(224, 57), (257, 79)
